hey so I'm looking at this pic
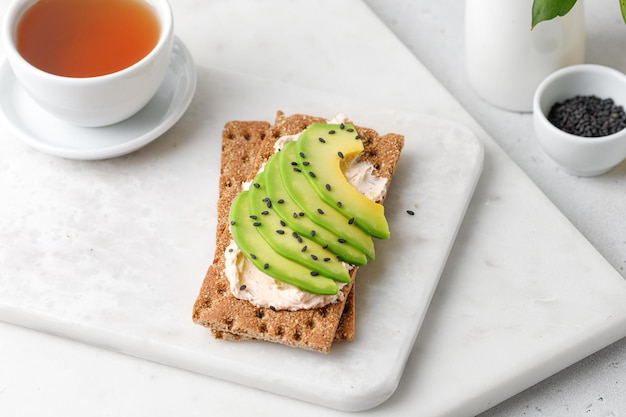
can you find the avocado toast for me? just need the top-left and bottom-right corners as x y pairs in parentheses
(192, 111), (404, 353)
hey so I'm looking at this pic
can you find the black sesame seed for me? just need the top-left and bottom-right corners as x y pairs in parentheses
(310, 230), (316, 237)
(323, 257), (331, 262)
(340, 123), (345, 129)
(277, 199), (284, 204)
(253, 183), (260, 188)
(337, 201), (343, 208)
(266, 201), (272, 208)
(299, 152), (306, 158)
(256, 310), (263, 319)
(347, 128), (354, 132)
(292, 232), (299, 238)
(325, 184), (331, 191)
(311, 254), (318, 260)
(348, 217), (355, 224)
(276, 229), (285, 235)
(230, 220), (236, 225)
(249, 215), (257, 219)
(308, 171), (316, 178)
(322, 244), (329, 249)
(337, 151), (344, 159)
(269, 305), (276, 311)
(293, 212), (298, 218)
(317, 208), (324, 214)
(262, 197), (270, 202)
(263, 263), (269, 269)
(280, 220), (286, 226)
(338, 238), (346, 243)
(407, 210), (415, 216)
(355, 134), (362, 139)
(311, 271), (319, 276)
(318, 137), (326, 143)
(293, 167), (302, 173)
(250, 254), (257, 259)
(297, 237), (303, 243)
(301, 245), (307, 252)
(253, 221), (262, 226)
(547, 94), (626, 137)
(239, 285), (247, 291)
(261, 210), (269, 215)
(291, 161), (298, 166)
(328, 130), (336, 134)
(303, 161), (310, 166)
(299, 212), (305, 217)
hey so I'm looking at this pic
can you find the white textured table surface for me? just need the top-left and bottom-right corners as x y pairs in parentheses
(1, 1), (625, 416)
(363, 0), (626, 415)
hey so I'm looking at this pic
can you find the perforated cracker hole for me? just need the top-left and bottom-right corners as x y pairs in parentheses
(200, 298), (212, 309)
(216, 283), (227, 295)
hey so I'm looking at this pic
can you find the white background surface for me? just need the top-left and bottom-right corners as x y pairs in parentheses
(1, 0), (625, 416)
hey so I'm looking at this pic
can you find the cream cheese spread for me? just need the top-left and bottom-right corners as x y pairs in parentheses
(225, 116), (386, 311)
(225, 240), (349, 311)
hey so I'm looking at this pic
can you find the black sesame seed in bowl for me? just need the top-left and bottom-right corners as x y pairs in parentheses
(533, 64), (626, 176)
(547, 95), (626, 138)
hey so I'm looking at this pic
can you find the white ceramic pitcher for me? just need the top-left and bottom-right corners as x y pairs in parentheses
(465, 0), (585, 112)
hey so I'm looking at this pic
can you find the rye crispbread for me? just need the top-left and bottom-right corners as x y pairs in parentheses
(192, 111), (404, 353)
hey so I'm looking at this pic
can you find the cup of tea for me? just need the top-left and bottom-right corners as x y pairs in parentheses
(2, 0), (174, 127)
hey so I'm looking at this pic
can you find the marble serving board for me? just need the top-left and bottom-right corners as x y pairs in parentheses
(2, 0), (626, 415)
(0, 67), (483, 411)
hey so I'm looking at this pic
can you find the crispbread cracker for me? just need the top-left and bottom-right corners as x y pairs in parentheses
(192, 111), (404, 353)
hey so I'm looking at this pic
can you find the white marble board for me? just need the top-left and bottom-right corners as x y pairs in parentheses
(2, 1), (626, 415)
(0, 66), (483, 411)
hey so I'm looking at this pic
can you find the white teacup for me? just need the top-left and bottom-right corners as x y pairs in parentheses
(2, 0), (174, 127)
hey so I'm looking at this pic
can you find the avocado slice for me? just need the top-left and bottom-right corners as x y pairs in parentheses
(248, 171), (350, 283)
(263, 143), (368, 266)
(229, 192), (339, 295)
(278, 141), (376, 260)
(296, 123), (390, 239)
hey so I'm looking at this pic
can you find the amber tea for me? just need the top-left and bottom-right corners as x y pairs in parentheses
(16, 0), (160, 78)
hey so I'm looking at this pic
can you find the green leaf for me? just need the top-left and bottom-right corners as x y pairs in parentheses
(621, 0), (626, 24)
(531, 0), (578, 29)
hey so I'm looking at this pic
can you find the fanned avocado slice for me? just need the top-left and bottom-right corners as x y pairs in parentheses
(248, 171), (350, 283)
(296, 123), (390, 239)
(263, 144), (368, 266)
(229, 192), (339, 295)
(227, 122), (393, 295)
(278, 141), (376, 260)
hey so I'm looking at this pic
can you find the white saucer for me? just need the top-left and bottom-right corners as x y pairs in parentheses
(0, 36), (197, 160)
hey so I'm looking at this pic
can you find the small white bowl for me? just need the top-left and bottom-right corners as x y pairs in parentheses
(2, 0), (174, 127)
(533, 64), (626, 176)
